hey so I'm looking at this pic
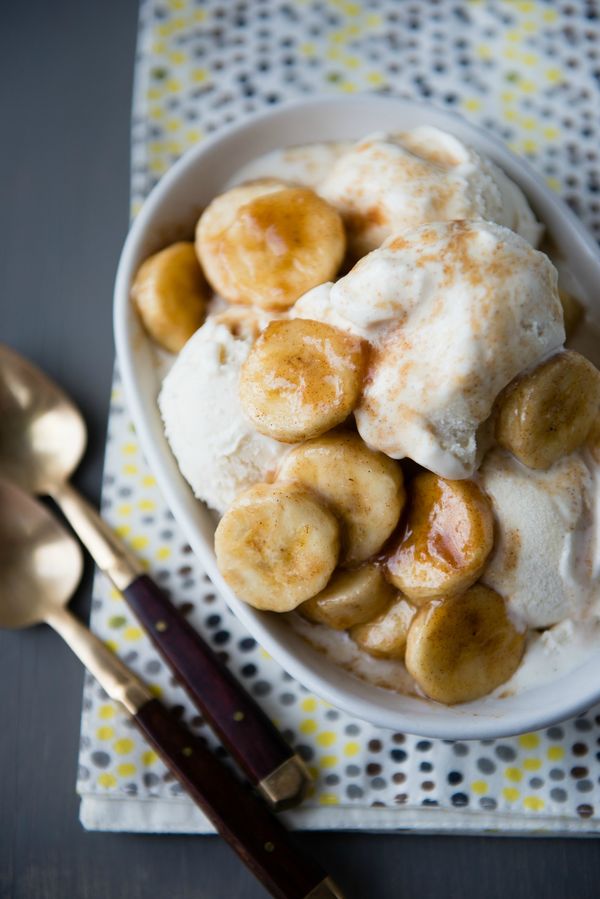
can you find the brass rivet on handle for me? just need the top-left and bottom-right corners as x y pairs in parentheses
(233, 710), (245, 722)
(264, 842), (275, 853)
(182, 746), (193, 757)
(155, 620), (168, 632)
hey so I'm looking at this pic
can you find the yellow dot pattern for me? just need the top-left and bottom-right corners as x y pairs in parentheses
(505, 767), (523, 783)
(519, 733), (540, 750)
(114, 739), (135, 756)
(523, 796), (545, 812)
(316, 732), (337, 747)
(300, 719), (317, 735)
(98, 773), (117, 790)
(471, 780), (488, 796)
(78, 0), (600, 827)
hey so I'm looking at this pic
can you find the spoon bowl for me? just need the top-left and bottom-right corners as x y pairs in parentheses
(0, 479), (83, 629)
(0, 344), (86, 493)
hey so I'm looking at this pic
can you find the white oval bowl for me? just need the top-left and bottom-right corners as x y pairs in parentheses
(114, 95), (600, 739)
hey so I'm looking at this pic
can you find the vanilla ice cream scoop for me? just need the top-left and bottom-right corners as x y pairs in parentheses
(159, 314), (289, 514)
(480, 449), (598, 629)
(320, 126), (543, 257)
(291, 281), (363, 335)
(304, 220), (564, 478)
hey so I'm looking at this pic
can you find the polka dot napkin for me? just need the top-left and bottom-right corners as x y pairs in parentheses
(78, 0), (600, 834)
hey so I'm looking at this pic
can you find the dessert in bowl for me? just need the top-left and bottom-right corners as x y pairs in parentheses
(115, 96), (600, 737)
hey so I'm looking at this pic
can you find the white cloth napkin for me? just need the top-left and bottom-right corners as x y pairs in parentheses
(78, 0), (600, 834)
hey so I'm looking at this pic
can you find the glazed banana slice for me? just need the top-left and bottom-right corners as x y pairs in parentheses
(131, 242), (208, 353)
(385, 472), (494, 602)
(214, 481), (340, 612)
(278, 431), (405, 564)
(350, 597), (416, 660)
(405, 585), (526, 704)
(495, 350), (600, 470)
(196, 179), (346, 310)
(240, 320), (365, 443)
(299, 564), (395, 630)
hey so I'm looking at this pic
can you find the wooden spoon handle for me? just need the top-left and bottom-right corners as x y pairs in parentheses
(134, 698), (341, 899)
(47, 609), (340, 899)
(51, 481), (309, 809)
(124, 574), (309, 809)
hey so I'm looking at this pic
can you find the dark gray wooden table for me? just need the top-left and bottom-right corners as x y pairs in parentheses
(1, 2), (598, 897)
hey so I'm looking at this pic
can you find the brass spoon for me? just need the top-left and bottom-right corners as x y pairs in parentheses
(0, 479), (342, 899)
(0, 343), (308, 809)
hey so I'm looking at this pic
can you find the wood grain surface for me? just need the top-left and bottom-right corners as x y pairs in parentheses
(134, 698), (328, 899)
(1, 2), (599, 898)
(124, 575), (298, 792)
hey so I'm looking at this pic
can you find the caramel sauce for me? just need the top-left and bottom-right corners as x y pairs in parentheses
(229, 187), (343, 280)
(392, 474), (467, 572)
(503, 528), (522, 573)
(211, 185), (345, 309)
(345, 205), (388, 237)
(239, 188), (311, 252)
(386, 471), (494, 594)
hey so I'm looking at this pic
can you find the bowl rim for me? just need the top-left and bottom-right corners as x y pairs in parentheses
(114, 94), (600, 738)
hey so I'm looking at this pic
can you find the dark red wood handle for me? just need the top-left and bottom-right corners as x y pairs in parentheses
(123, 575), (296, 790)
(134, 698), (331, 899)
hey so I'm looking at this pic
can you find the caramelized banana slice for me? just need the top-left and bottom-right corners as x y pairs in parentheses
(405, 585), (526, 704)
(214, 482), (340, 612)
(240, 320), (365, 443)
(299, 564), (395, 630)
(131, 242), (208, 352)
(278, 431), (405, 564)
(559, 287), (584, 339)
(196, 180), (346, 310)
(350, 597), (416, 660)
(385, 472), (493, 602)
(496, 350), (600, 470)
